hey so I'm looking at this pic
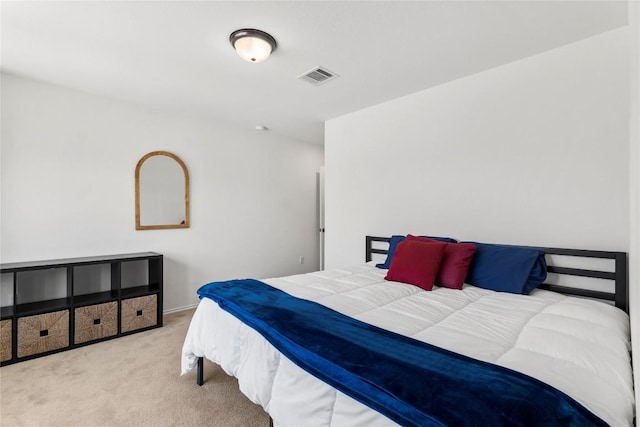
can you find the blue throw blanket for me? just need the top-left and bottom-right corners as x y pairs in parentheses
(198, 279), (606, 427)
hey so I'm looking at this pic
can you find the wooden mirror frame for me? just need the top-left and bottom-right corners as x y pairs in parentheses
(135, 151), (190, 230)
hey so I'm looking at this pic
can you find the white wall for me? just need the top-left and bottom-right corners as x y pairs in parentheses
(326, 22), (637, 406)
(325, 27), (630, 268)
(1, 73), (324, 312)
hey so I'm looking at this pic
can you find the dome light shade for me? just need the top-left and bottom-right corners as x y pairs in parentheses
(230, 29), (277, 63)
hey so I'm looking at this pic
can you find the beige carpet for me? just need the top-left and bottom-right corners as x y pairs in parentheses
(0, 309), (270, 426)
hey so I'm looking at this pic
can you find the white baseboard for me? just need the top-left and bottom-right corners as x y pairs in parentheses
(163, 303), (199, 315)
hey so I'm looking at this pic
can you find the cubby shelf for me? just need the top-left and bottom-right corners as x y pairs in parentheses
(0, 252), (163, 365)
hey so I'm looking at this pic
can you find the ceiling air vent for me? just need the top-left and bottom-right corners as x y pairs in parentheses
(297, 66), (339, 86)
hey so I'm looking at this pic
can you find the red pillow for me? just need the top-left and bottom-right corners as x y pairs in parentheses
(384, 240), (446, 291)
(406, 235), (476, 290)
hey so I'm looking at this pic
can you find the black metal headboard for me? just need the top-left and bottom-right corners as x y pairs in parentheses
(365, 236), (628, 313)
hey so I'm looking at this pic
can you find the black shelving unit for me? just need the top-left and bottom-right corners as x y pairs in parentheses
(0, 252), (163, 365)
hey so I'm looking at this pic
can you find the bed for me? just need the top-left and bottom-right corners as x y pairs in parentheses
(181, 235), (634, 426)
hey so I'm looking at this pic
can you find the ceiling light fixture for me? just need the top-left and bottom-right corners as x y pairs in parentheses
(229, 28), (277, 63)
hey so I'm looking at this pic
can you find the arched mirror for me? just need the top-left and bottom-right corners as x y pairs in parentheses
(135, 151), (190, 230)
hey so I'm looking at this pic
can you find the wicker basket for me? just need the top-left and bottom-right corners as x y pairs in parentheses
(17, 310), (69, 358)
(1, 319), (12, 362)
(74, 301), (118, 344)
(121, 294), (157, 333)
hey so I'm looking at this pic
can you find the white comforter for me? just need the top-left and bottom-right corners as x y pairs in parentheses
(181, 263), (634, 426)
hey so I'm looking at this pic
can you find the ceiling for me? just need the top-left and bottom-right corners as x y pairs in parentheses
(0, 1), (628, 145)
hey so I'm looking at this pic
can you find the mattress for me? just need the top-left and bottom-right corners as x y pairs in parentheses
(181, 263), (634, 426)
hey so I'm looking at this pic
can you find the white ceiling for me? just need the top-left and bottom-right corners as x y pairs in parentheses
(0, 1), (628, 145)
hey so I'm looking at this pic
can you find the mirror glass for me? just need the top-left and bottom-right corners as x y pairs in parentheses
(135, 151), (189, 230)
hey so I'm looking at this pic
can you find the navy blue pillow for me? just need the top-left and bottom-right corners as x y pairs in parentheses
(376, 234), (457, 269)
(464, 242), (547, 295)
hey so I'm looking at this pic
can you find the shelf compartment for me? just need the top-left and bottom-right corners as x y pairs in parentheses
(16, 268), (67, 305)
(74, 302), (118, 344)
(73, 264), (111, 296)
(121, 260), (149, 288)
(17, 310), (69, 358)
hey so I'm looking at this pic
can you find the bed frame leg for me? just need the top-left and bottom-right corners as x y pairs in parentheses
(197, 356), (204, 386)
